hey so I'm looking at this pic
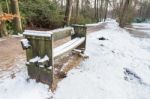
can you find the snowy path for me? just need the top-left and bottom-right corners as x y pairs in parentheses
(53, 21), (150, 99)
(0, 20), (150, 99)
(126, 23), (150, 38)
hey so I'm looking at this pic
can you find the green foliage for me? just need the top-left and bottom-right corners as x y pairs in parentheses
(19, 0), (64, 29)
(71, 15), (93, 25)
(0, 0), (97, 35)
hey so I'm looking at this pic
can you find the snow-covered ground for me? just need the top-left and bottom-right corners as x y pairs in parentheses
(132, 23), (150, 35)
(0, 20), (150, 99)
(132, 23), (150, 29)
(54, 21), (150, 99)
(0, 60), (52, 99)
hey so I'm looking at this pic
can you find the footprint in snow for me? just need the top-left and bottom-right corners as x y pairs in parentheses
(124, 68), (144, 85)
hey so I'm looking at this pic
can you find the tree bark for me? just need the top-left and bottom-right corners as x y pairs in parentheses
(64, 0), (73, 26)
(10, 0), (22, 34)
(94, 0), (97, 19)
(104, 0), (109, 21)
(119, 0), (130, 27)
(0, 5), (8, 37)
(0, 21), (8, 37)
(99, 0), (103, 21)
(75, 0), (79, 23)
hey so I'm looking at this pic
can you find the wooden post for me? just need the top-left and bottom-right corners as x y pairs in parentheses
(23, 33), (53, 87)
(72, 24), (87, 52)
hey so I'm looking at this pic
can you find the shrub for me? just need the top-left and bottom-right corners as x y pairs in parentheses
(19, 0), (64, 29)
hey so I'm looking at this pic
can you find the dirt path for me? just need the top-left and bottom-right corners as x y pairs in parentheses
(0, 37), (25, 71)
(0, 23), (106, 72)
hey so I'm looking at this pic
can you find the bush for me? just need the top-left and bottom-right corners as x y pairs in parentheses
(19, 0), (64, 29)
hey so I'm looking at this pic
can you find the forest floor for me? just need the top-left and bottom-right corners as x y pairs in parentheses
(0, 36), (25, 71)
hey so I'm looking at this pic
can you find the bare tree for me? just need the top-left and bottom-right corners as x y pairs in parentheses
(64, 0), (73, 26)
(0, 5), (8, 37)
(10, 0), (22, 34)
(75, 0), (79, 23)
(119, 0), (131, 27)
(104, 0), (109, 21)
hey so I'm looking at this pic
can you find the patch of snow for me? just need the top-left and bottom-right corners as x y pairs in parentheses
(23, 30), (52, 37)
(29, 56), (41, 63)
(0, 60), (52, 99)
(86, 22), (104, 27)
(132, 23), (150, 29)
(12, 33), (23, 38)
(23, 27), (73, 37)
(0, 38), (6, 42)
(38, 55), (49, 63)
(21, 39), (30, 48)
(54, 37), (85, 58)
(50, 27), (73, 34)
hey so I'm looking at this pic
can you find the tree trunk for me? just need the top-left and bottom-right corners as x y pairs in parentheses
(64, 0), (73, 26)
(61, 0), (64, 9)
(99, 0), (103, 21)
(96, 0), (99, 22)
(10, 0), (22, 34)
(119, 0), (130, 27)
(104, 0), (109, 21)
(0, 21), (8, 37)
(0, 5), (8, 37)
(75, 0), (79, 23)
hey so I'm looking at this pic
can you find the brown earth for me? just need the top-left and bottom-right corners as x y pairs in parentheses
(0, 36), (25, 71)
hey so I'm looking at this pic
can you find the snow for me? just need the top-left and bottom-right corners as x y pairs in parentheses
(23, 30), (52, 37)
(0, 60), (52, 99)
(53, 20), (150, 99)
(86, 22), (104, 27)
(12, 33), (23, 37)
(132, 23), (150, 29)
(29, 56), (41, 63)
(38, 55), (49, 63)
(23, 27), (73, 37)
(131, 23), (150, 35)
(50, 27), (73, 34)
(1, 20), (150, 99)
(54, 37), (85, 58)
(21, 39), (30, 48)
(0, 38), (6, 42)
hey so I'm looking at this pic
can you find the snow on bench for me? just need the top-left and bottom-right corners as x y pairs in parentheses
(23, 30), (52, 37)
(54, 37), (85, 58)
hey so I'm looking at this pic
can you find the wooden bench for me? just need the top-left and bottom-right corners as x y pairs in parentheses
(21, 25), (87, 87)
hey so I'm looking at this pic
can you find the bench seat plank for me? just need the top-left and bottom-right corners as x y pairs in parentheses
(54, 37), (85, 58)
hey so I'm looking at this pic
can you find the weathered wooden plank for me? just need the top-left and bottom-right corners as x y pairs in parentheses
(26, 38), (33, 61)
(38, 37), (45, 58)
(54, 37), (85, 58)
(52, 27), (73, 41)
(72, 25), (87, 52)
(23, 27), (74, 41)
